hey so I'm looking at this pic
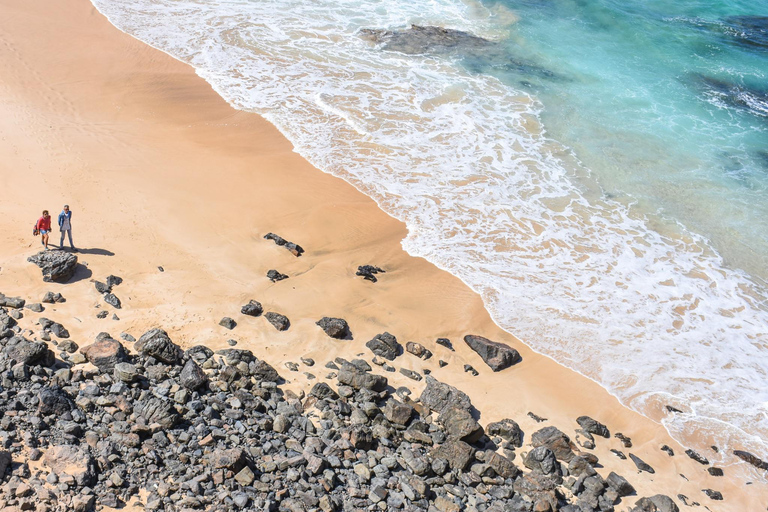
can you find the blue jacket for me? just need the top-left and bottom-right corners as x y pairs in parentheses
(58, 210), (72, 228)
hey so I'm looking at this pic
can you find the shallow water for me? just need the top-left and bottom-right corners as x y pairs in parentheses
(90, 0), (768, 477)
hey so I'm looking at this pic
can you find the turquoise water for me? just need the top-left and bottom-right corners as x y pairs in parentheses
(91, 0), (768, 479)
(473, 0), (768, 280)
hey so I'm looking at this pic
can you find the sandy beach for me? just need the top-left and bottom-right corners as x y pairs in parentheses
(0, 0), (764, 509)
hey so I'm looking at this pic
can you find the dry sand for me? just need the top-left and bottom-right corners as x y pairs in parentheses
(0, 0), (764, 509)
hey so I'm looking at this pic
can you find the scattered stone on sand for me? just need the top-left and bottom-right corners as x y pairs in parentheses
(611, 449), (627, 460)
(265, 312), (290, 331)
(463, 364), (478, 376)
(104, 293), (121, 309)
(405, 341), (431, 359)
(615, 432), (632, 448)
(27, 250), (78, 282)
(264, 232), (304, 256)
(684, 449), (709, 465)
(241, 300), (263, 317)
(355, 265), (385, 282)
(707, 467), (724, 476)
(42, 291), (65, 303)
(435, 337), (454, 351)
(25, 302), (44, 313)
(0, 294), (25, 309)
(703, 489), (723, 500)
(661, 445), (675, 456)
(399, 368), (422, 381)
(106, 274), (123, 287)
(365, 332), (401, 360)
(576, 415), (610, 438)
(94, 280), (111, 294)
(438, 359), (447, 367)
(629, 453), (655, 474)
(528, 412), (547, 423)
(266, 269), (289, 282)
(219, 316), (236, 329)
(733, 449), (768, 470)
(463, 334), (521, 371)
(316, 317), (350, 339)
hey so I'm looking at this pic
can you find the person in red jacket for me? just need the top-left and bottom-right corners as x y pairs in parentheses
(35, 210), (52, 250)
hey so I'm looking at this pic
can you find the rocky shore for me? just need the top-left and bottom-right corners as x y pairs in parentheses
(0, 249), (747, 512)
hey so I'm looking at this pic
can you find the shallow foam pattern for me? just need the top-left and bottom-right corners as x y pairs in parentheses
(91, 0), (768, 471)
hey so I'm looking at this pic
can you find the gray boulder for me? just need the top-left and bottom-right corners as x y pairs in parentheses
(431, 438), (474, 471)
(419, 376), (473, 415)
(316, 317), (350, 339)
(3, 339), (54, 366)
(577, 415), (610, 438)
(438, 406), (483, 443)
(136, 328), (183, 365)
(486, 418), (523, 447)
(43, 445), (97, 487)
(606, 472), (635, 497)
(80, 338), (127, 372)
(265, 312), (290, 331)
(531, 426), (576, 462)
(180, 359), (207, 390)
(27, 250), (78, 282)
(137, 397), (179, 428)
(338, 369), (387, 392)
(38, 387), (75, 416)
(241, 300), (263, 317)
(463, 334), (521, 371)
(365, 332), (401, 360)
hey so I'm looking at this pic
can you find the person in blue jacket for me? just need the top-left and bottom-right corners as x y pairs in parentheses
(58, 204), (76, 251)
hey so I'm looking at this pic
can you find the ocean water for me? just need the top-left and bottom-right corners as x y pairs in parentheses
(90, 0), (768, 478)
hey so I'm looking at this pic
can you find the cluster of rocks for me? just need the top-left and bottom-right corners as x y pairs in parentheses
(1, 299), (724, 512)
(358, 25), (495, 56)
(93, 275), (123, 311)
(356, 266), (386, 283)
(264, 233), (304, 257)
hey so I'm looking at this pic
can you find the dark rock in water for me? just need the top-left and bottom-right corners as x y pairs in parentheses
(43, 445), (97, 487)
(615, 432), (632, 447)
(80, 338), (127, 372)
(265, 312), (290, 331)
(629, 453), (655, 474)
(685, 449), (709, 465)
(487, 419), (523, 447)
(219, 317), (236, 330)
(531, 426), (576, 462)
(316, 317), (350, 339)
(366, 332), (401, 360)
(106, 274), (123, 287)
(27, 250), (78, 282)
(4, 339), (54, 366)
(436, 338), (454, 351)
(266, 269), (289, 282)
(136, 328), (183, 365)
(702, 489), (723, 500)
(733, 449), (768, 470)
(180, 359), (208, 390)
(665, 405), (683, 413)
(264, 232), (304, 256)
(432, 438), (475, 471)
(707, 467), (724, 476)
(137, 397), (179, 429)
(42, 291), (65, 303)
(606, 472), (635, 497)
(94, 281), (111, 294)
(0, 295), (25, 309)
(399, 368), (422, 381)
(722, 16), (768, 50)
(360, 25), (494, 56)
(661, 445), (675, 456)
(576, 416), (610, 438)
(356, 265), (385, 283)
(420, 375), (473, 415)
(38, 387), (75, 416)
(463, 334), (520, 371)
(631, 495), (679, 512)
(103, 293), (121, 309)
(438, 406), (483, 443)
(241, 300), (263, 317)
(692, 74), (768, 120)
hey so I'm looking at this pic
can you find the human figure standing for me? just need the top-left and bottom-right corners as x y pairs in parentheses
(58, 204), (76, 251)
(35, 210), (52, 250)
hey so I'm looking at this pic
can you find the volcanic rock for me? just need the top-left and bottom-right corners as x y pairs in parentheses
(265, 312), (290, 331)
(180, 359), (208, 390)
(432, 438), (475, 471)
(136, 328), (183, 365)
(43, 445), (97, 487)
(438, 406), (483, 443)
(264, 232), (304, 256)
(463, 334), (520, 371)
(219, 316), (236, 329)
(733, 449), (768, 470)
(420, 376), (473, 415)
(38, 387), (75, 416)
(629, 453), (655, 474)
(487, 418), (523, 447)
(28, 250), (78, 282)
(316, 317), (350, 339)
(531, 426), (576, 462)
(405, 341), (432, 359)
(80, 338), (127, 372)
(267, 270), (289, 282)
(576, 416), (610, 438)
(365, 332), (401, 360)
(356, 265), (385, 283)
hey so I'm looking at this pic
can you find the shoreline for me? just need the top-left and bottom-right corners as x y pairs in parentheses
(0, 0), (764, 509)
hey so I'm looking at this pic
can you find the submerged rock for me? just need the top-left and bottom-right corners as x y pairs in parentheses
(360, 25), (494, 56)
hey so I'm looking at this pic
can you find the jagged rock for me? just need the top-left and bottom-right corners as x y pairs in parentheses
(365, 332), (401, 360)
(703, 489), (722, 500)
(28, 250), (78, 282)
(80, 338), (127, 372)
(103, 293), (121, 309)
(137, 397), (179, 429)
(436, 338), (454, 351)
(316, 317), (350, 339)
(180, 359), (208, 390)
(420, 376), (473, 415)
(463, 334), (520, 371)
(405, 341), (432, 359)
(219, 317), (236, 329)
(208, 448), (249, 473)
(438, 406), (483, 443)
(309, 382), (338, 400)
(356, 265), (385, 282)
(113, 362), (138, 383)
(186, 345), (213, 364)
(106, 274), (122, 287)
(399, 368), (422, 381)
(684, 449), (709, 465)
(0, 295), (25, 308)
(576, 416), (609, 438)
(3, 339), (54, 366)
(463, 364), (478, 376)
(513, 473), (560, 510)
(42, 291), (65, 303)
(58, 339), (78, 353)
(38, 387), (75, 416)
(384, 399), (414, 425)
(265, 312), (290, 331)
(94, 281), (111, 294)
(251, 359), (281, 382)
(531, 426), (576, 462)
(661, 445), (674, 456)
(733, 449), (768, 470)
(43, 445), (97, 487)
(615, 432), (632, 447)
(606, 472), (635, 497)
(241, 300), (263, 316)
(486, 419), (523, 447)
(486, 451), (520, 479)
(524, 446), (560, 476)
(264, 232), (304, 256)
(631, 495), (679, 512)
(136, 328), (183, 365)
(337, 368), (387, 392)
(629, 453), (655, 474)
(266, 269), (289, 282)
(432, 438), (475, 471)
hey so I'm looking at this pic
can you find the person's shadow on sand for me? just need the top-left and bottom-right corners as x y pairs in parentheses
(67, 248), (115, 256)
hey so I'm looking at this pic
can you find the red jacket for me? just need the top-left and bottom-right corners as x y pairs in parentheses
(36, 216), (51, 231)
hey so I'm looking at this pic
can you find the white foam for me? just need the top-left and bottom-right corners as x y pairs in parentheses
(91, 0), (768, 471)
